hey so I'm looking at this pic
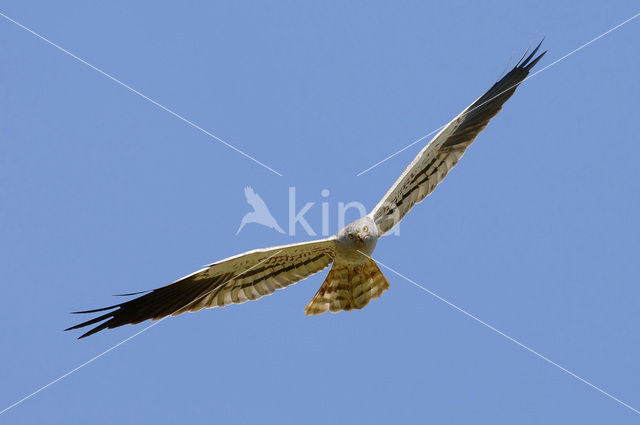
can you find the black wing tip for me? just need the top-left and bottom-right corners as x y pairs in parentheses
(66, 306), (120, 338)
(66, 320), (112, 339)
(524, 49), (547, 71)
(77, 325), (108, 339)
(67, 288), (155, 338)
(67, 292), (148, 338)
(64, 322), (108, 339)
(70, 304), (119, 315)
(113, 289), (150, 297)
(518, 39), (547, 71)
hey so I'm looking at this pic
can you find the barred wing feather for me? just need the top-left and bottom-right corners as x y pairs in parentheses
(371, 42), (546, 235)
(67, 239), (336, 338)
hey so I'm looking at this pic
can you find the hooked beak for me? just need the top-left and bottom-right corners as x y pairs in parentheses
(356, 232), (363, 243)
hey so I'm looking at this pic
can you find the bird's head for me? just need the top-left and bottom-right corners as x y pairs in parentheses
(336, 216), (379, 258)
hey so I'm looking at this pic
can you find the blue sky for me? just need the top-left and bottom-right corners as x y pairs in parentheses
(1, 1), (639, 423)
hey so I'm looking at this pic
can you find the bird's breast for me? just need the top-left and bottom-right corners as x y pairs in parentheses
(335, 237), (378, 264)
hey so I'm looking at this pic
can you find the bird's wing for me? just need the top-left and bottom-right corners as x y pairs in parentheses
(245, 186), (269, 212)
(370, 42), (546, 235)
(67, 238), (336, 338)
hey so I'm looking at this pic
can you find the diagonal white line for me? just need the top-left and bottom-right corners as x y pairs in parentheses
(0, 11), (283, 177)
(0, 320), (165, 416)
(356, 11), (640, 177)
(365, 253), (640, 416)
(0, 249), (285, 416)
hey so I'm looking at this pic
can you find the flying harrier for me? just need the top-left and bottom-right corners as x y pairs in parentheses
(68, 42), (546, 338)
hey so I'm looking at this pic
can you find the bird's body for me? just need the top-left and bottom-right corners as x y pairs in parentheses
(68, 42), (546, 338)
(304, 216), (389, 315)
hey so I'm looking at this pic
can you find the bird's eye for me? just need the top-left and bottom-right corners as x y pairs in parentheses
(363, 226), (368, 232)
(348, 233), (354, 239)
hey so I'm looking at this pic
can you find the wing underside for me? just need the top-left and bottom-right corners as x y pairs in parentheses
(371, 42), (546, 235)
(67, 239), (336, 338)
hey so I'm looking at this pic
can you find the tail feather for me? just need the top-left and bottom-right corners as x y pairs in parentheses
(304, 259), (390, 315)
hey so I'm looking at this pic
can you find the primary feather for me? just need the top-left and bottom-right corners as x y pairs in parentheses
(370, 42), (546, 234)
(67, 42), (546, 338)
(67, 240), (336, 338)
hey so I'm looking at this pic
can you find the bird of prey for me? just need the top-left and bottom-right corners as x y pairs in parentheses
(67, 42), (546, 338)
(236, 186), (285, 235)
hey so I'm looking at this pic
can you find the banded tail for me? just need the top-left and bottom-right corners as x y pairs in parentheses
(304, 259), (390, 315)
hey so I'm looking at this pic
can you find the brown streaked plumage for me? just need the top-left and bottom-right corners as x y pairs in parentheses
(304, 259), (390, 315)
(67, 240), (336, 338)
(372, 41), (546, 234)
(67, 42), (546, 338)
